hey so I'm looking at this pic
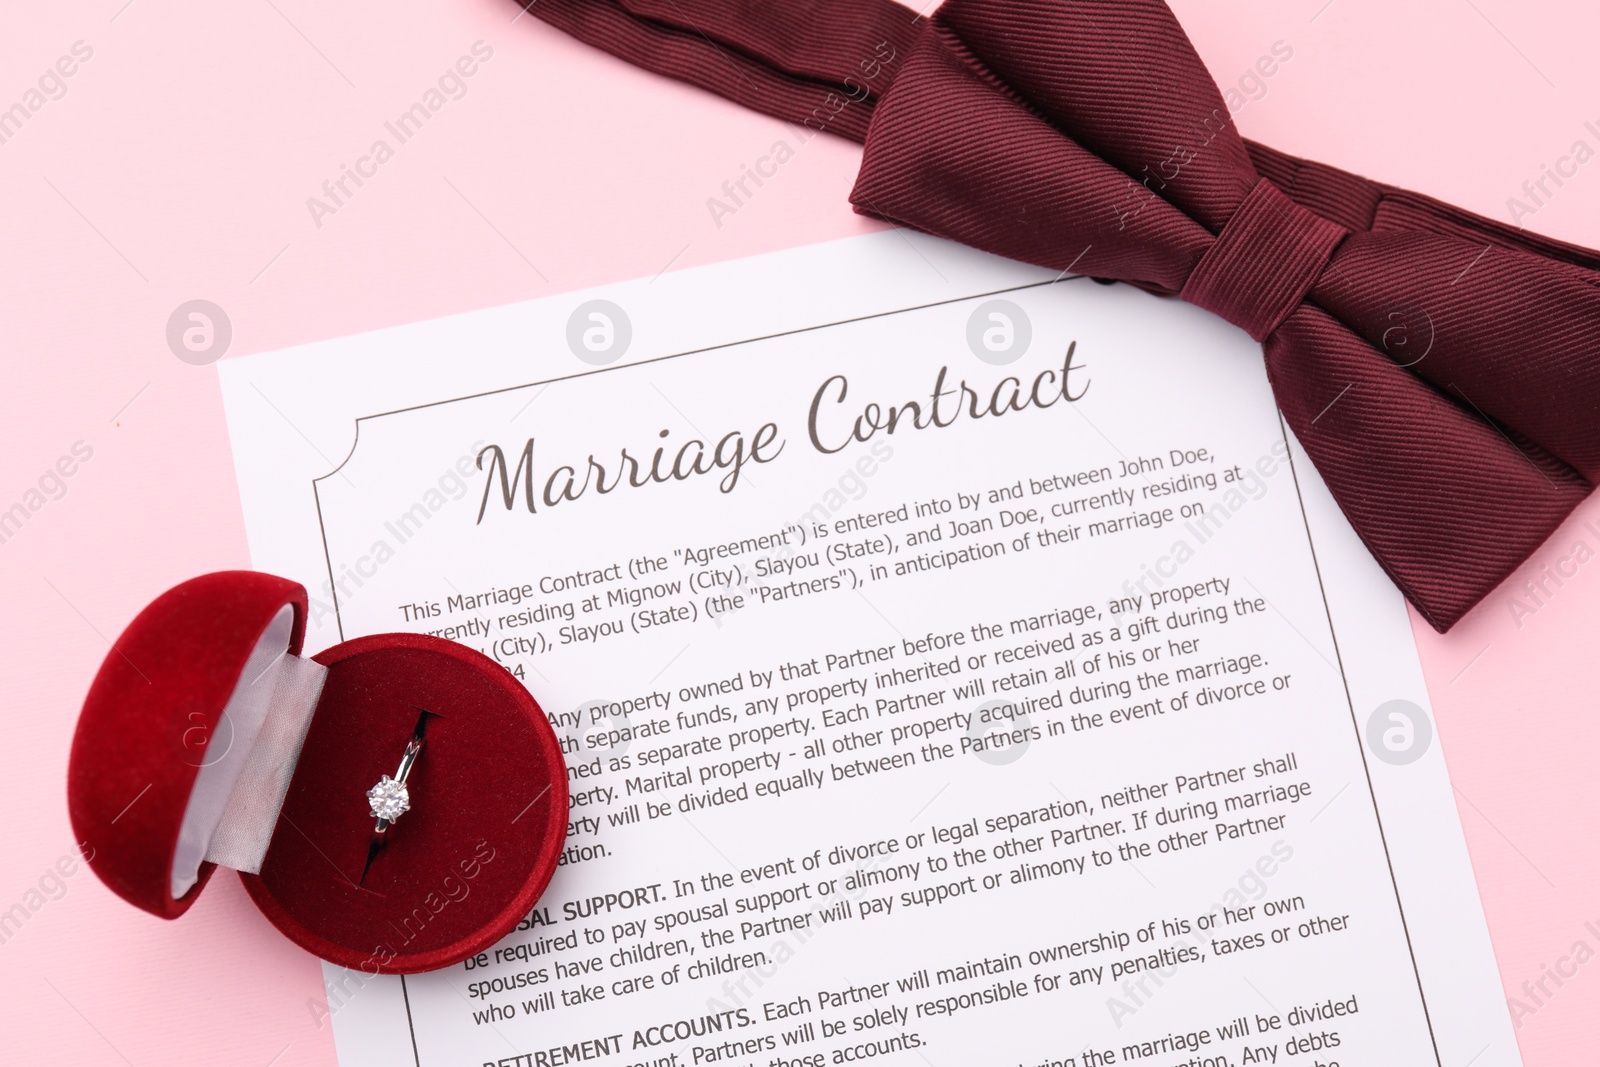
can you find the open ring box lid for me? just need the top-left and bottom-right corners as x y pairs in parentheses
(67, 572), (569, 974)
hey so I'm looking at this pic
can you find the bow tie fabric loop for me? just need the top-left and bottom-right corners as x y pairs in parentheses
(850, 24), (1212, 296)
(934, 0), (1259, 236)
(518, 0), (1600, 631)
(1178, 179), (1348, 343)
(1264, 303), (1590, 630)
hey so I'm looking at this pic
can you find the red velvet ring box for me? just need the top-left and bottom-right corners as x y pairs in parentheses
(67, 572), (568, 974)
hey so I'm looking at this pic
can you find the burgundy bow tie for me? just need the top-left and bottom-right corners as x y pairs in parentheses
(521, 0), (1600, 631)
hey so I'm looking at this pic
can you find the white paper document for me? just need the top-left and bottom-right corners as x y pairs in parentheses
(220, 234), (1518, 1067)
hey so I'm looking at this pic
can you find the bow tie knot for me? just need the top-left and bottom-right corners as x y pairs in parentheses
(1179, 179), (1348, 343)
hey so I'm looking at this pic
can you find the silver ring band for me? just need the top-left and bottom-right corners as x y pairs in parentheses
(367, 709), (431, 834)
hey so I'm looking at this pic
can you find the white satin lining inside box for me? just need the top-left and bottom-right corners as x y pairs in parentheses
(169, 605), (328, 899)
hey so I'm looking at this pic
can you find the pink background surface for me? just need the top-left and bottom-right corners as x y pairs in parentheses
(3, 0), (1596, 1062)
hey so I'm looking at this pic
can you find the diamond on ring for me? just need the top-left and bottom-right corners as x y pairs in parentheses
(367, 775), (411, 822)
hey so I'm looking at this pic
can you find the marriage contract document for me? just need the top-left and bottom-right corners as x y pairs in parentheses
(221, 234), (1519, 1067)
